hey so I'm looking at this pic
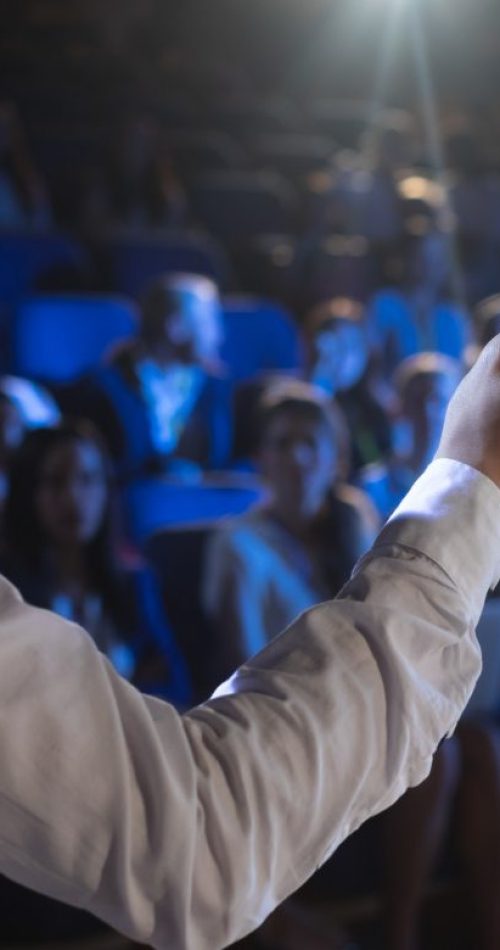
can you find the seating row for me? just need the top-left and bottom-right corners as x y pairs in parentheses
(12, 292), (303, 385)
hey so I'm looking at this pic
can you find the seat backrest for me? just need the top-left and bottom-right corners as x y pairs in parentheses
(250, 132), (333, 178)
(300, 236), (375, 306)
(307, 98), (369, 148)
(101, 231), (228, 298)
(168, 130), (248, 175)
(123, 476), (265, 547)
(0, 232), (88, 308)
(13, 293), (138, 383)
(221, 295), (305, 382)
(192, 171), (296, 240)
(146, 523), (220, 702)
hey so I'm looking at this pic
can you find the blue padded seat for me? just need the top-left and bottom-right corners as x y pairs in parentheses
(13, 293), (138, 384)
(221, 296), (305, 382)
(123, 475), (265, 546)
(146, 523), (220, 702)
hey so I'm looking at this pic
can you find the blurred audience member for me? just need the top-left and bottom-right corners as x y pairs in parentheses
(0, 101), (52, 230)
(445, 123), (490, 241)
(203, 380), (378, 678)
(0, 376), (60, 548)
(305, 296), (393, 472)
(463, 293), (500, 369)
(472, 293), (500, 350)
(368, 187), (471, 374)
(0, 417), (193, 942)
(310, 113), (414, 243)
(337, 113), (416, 241)
(358, 352), (462, 520)
(68, 273), (229, 479)
(2, 420), (192, 706)
(82, 115), (187, 232)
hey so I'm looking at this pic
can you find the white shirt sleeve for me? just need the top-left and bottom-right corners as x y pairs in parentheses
(0, 459), (499, 949)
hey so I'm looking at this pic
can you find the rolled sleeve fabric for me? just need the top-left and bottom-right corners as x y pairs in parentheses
(0, 459), (499, 948)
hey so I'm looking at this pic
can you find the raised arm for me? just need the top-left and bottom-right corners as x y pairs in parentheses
(0, 341), (500, 949)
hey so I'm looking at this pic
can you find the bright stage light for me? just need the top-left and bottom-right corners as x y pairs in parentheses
(398, 176), (444, 205)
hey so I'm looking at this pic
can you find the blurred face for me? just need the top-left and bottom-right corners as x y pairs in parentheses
(257, 410), (337, 521)
(311, 321), (368, 395)
(35, 439), (108, 548)
(166, 282), (223, 367)
(404, 371), (458, 454)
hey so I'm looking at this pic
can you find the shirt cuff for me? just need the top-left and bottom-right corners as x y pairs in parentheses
(375, 458), (500, 624)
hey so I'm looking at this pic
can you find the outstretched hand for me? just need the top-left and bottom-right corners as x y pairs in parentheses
(437, 335), (500, 487)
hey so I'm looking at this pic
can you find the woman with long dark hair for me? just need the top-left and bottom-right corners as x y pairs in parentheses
(2, 419), (192, 705)
(0, 419), (194, 942)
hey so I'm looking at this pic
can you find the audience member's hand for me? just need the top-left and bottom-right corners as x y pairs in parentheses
(437, 334), (500, 487)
